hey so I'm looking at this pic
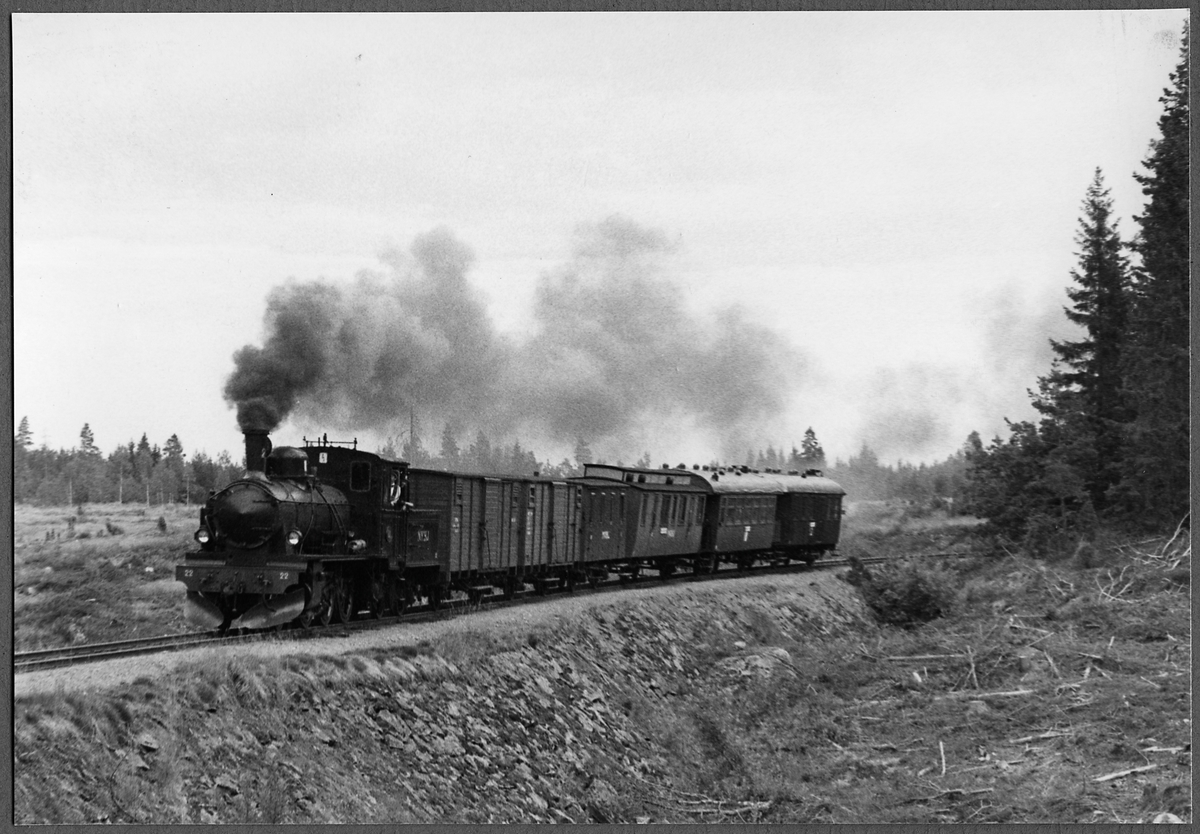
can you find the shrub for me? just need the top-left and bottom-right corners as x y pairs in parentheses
(105, 521), (124, 536)
(854, 559), (959, 626)
(156, 516), (167, 533)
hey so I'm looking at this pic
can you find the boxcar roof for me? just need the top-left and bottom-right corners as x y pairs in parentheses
(582, 464), (707, 491)
(407, 467), (575, 486)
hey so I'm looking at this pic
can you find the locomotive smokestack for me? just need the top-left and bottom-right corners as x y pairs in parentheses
(244, 430), (273, 474)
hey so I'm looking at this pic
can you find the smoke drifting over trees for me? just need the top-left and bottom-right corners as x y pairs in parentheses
(225, 217), (804, 459)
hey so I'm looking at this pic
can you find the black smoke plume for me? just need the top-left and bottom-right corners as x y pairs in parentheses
(225, 217), (805, 456)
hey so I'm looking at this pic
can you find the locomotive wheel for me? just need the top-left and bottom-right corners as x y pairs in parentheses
(333, 577), (353, 624)
(316, 584), (335, 627)
(387, 577), (410, 615)
(366, 577), (387, 619)
(297, 607), (315, 629)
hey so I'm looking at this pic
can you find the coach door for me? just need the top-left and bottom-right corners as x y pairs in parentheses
(585, 488), (624, 563)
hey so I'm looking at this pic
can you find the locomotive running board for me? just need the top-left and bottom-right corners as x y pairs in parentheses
(229, 588), (308, 631)
(184, 592), (226, 630)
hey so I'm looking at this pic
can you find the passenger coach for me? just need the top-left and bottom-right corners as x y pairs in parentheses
(581, 462), (845, 570)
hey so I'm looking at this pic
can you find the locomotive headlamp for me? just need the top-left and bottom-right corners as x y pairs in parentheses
(194, 528), (211, 544)
(286, 530), (303, 547)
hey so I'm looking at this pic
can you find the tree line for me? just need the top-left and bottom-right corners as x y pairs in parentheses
(13, 419), (244, 507)
(963, 28), (1189, 546)
(11, 415), (854, 506)
(386, 424), (834, 481)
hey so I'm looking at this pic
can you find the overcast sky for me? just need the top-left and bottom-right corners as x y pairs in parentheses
(13, 9), (1189, 468)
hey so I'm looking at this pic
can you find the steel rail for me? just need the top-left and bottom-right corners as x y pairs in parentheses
(14, 548), (973, 672)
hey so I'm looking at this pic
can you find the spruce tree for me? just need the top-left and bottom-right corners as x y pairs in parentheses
(573, 438), (593, 473)
(79, 423), (100, 456)
(1033, 169), (1132, 512)
(468, 431), (492, 473)
(800, 427), (826, 469)
(15, 416), (32, 449)
(14, 417), (32, 502)
(1117, 25), (1190, 525)
(439, 423), (461, 466)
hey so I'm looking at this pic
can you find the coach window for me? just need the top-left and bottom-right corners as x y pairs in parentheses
(350, 461), (371, 492)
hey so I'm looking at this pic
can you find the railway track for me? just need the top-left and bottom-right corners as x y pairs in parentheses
(14, 549), (971, 673)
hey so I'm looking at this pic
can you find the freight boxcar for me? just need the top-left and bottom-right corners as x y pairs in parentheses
(406, 469), (585, 598)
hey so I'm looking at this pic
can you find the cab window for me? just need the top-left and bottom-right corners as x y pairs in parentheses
(350, 461), (371, 492)
(385, 469), (405, 506)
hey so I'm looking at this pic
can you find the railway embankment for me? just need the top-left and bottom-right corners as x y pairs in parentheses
(15, 568), (868, 823)
(14, 532), (1191, 824)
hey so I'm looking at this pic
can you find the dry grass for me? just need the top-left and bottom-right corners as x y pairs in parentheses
(14, 503), (199, 650)
(622, 528), (1191, 824)
(13, 501), (1191, 824)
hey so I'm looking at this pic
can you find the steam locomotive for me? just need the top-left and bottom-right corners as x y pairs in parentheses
(176, 430), (845, 630)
